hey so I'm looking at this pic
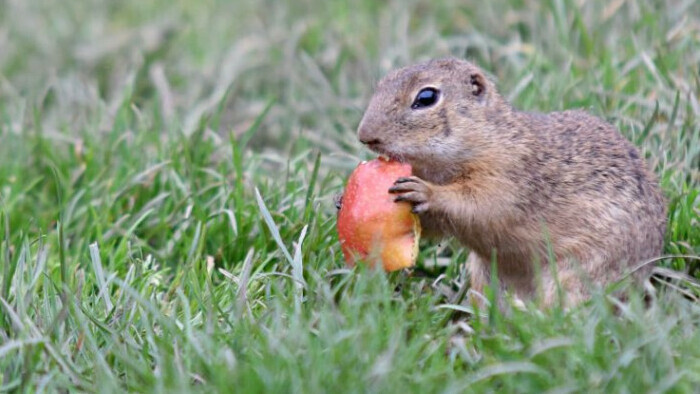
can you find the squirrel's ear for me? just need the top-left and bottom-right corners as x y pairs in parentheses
(469, 72), (487, 102)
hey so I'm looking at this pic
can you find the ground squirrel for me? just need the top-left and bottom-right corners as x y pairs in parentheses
(354, 57), (667, 307)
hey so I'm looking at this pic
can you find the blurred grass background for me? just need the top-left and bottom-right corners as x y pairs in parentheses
(1, 0), (699, 392)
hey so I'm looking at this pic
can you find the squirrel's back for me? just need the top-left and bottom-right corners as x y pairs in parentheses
(511, 110), (666, 273)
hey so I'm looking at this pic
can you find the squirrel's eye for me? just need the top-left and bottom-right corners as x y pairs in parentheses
(411, 87), (440, 109)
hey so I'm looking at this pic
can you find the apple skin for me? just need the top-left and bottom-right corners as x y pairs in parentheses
(337, 158), (421, 271)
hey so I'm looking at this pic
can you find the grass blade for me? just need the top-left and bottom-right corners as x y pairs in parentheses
(89, 243), (113, 311)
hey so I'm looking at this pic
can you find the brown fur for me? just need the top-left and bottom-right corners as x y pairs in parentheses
(357, 58), (667, 307)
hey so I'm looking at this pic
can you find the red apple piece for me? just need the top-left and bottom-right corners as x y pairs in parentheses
(337, 158), (421, 271)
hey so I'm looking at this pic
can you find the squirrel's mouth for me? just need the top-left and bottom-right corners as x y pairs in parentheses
(361, 139), (408, 163)
(361, 139), (382, 152)
(369, 146), (406, 163)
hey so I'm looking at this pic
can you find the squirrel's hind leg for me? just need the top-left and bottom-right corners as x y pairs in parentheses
(538, 261), (592, 308)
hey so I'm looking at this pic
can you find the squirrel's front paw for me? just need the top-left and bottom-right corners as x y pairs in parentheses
(388, 176), (433, 214)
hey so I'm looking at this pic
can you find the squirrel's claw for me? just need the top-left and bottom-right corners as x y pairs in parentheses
(334, 193), (343, 210)
(388, 176), (423, 193)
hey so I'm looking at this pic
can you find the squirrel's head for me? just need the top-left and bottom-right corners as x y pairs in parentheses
(358, 58), (513, 173)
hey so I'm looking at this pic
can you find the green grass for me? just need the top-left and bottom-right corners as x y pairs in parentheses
(1, 0), (700, 392)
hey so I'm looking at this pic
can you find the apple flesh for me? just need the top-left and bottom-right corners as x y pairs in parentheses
(337, 158), (421, 271)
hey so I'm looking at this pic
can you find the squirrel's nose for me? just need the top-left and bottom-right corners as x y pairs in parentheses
(358, 124), (381, 146)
